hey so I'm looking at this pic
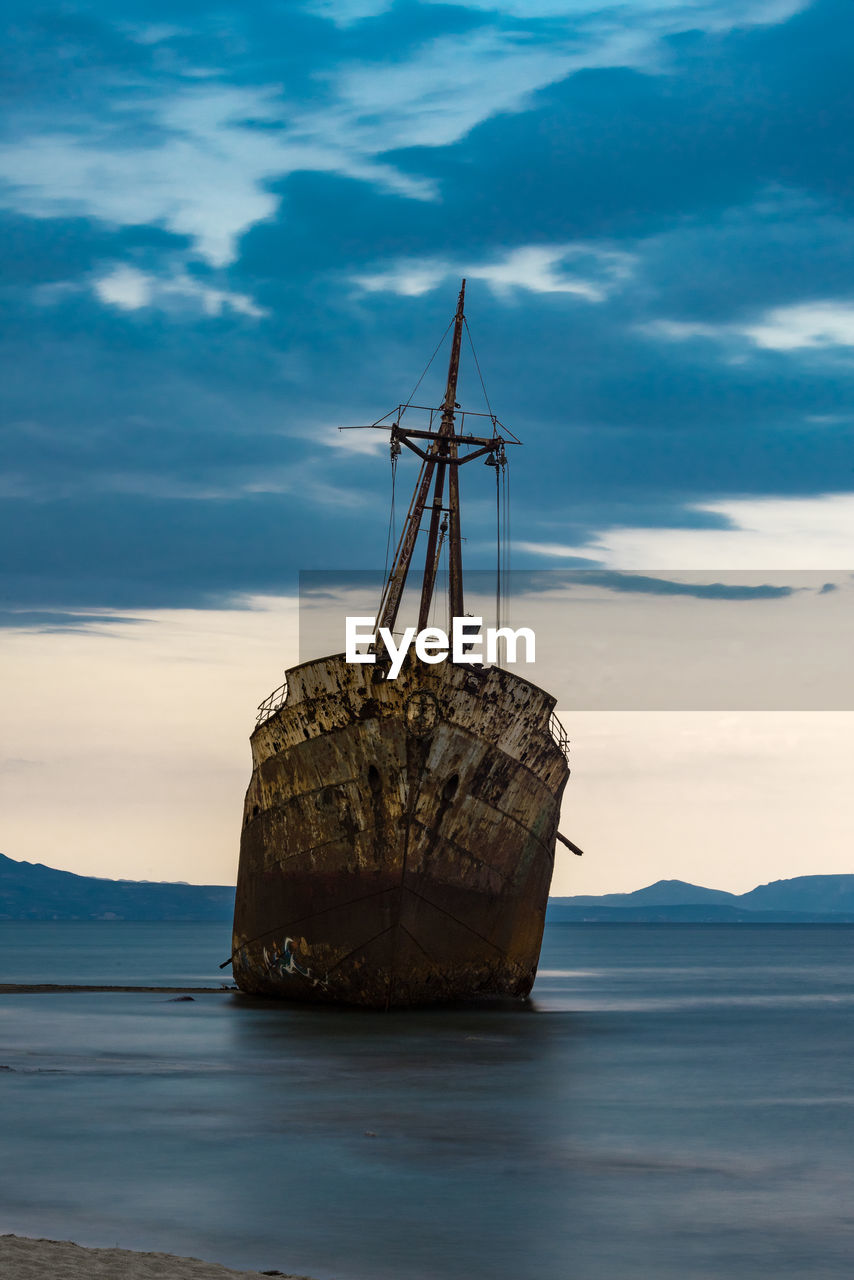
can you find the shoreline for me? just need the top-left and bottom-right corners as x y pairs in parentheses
(0, 985), (234, 995)
(0, 1235), (317, 1279)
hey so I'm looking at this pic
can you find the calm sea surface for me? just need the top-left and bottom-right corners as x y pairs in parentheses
(1, 922), (853, 1279)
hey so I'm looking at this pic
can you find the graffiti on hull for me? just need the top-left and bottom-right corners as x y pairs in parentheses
(261, 936), (329, 990)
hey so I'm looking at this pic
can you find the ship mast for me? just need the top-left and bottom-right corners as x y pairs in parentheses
(417, 280), (465, 629)
(343, 281), (513, 641)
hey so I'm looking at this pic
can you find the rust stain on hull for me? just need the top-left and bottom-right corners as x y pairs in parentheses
(232, 654), (570, 1008)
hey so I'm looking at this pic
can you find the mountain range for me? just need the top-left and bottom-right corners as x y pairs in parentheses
(2, 852), (853, 922)
(546, 876), (854, 922)
(0, 852), (234, 921)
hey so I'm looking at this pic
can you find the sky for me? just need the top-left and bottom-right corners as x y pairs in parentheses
(2, 0), (853, 892)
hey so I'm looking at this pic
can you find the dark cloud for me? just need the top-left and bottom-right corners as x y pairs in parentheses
(3, 0), (854, 614)
(375, 0), (854, 245)
(0, 608), (144, 631)
(231, 1), (854, 320)
(0, 212), (189, 285)
(229, 0), (854, 285)
(0, 1), (486, 119)
(296, 567), (799, 603)
(558, 571), (796, 601)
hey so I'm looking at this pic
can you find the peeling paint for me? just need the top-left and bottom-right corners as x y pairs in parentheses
(232, 653), (570, 1007)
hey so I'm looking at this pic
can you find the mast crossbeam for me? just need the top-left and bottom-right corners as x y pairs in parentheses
(397, 439), (499, 466)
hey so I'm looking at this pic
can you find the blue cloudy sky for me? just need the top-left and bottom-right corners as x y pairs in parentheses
(3, 0), (854, 891)
(4, 0), (854, 617)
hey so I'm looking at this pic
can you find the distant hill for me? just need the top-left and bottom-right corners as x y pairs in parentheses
(547, 875), (854, 923)
(562, 879), (740, 908)
(740, 876), (854, 913)
(0, 853), (234, 921)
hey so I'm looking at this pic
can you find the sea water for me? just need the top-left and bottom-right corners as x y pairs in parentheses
(1, 922), (853, 1279)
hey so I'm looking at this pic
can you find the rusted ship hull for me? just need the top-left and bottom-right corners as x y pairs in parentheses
(232, 654), (569, 1007)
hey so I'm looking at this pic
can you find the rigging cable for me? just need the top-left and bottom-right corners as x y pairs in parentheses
(382, 444), (398, 584)
(379, 313), (452, 625)
(463, 317), (494, 422)
(466, 313), (509, 653)
(444, 525), (449, 636)
(507, 455), (514, 624)
(376, 451), (427, 631)
(400, 319), (454, 416)
(505, 455), (511, 627)
(495, 452), (502, 648)
(429, 518), (448, 632)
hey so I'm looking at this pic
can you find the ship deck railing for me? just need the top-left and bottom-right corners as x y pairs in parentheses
(256, 676), (570, 761)
(256, 679), (288, 725)
(549, 711), (571, 761)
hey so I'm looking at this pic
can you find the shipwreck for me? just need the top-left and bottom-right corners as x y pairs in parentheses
(231, 281), (577, 1007)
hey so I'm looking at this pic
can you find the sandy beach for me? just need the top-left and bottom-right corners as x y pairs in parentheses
(0, 1236), (317, 1280)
